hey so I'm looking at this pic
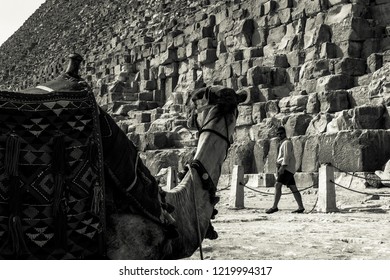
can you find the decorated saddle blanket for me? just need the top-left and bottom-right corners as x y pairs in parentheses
(0, 89), (106, 259)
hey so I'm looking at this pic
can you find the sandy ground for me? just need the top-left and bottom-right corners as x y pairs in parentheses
(187, 180), (390, 260)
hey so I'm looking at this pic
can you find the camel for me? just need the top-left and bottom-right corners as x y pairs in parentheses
(106, 86), (244, 259)
(0, 54), (245, 259)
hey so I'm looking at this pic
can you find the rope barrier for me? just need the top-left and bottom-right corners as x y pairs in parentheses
(306, 196), (318, 214)
(241, 183), (319, 214)
(332, 165), (390, 182)
(216, 186), (230, 193)
(240, 183), (317, 196)
(330, 180), (390, 197)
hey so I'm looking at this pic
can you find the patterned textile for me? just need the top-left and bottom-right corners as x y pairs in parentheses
(0, 90), (105, 259)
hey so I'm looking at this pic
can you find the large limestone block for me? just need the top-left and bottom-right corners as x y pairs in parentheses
(325, 4), (368, 25)
(271, 68), (288, 86)
(243, 47), (263, 60)
(367, 53), (383, 73)
(370, 2), (390, 26)
(160, 49), (178, 65)
(353, 104), (387, 129)
(278, 8), (292, 24)
(254, 139), (270, 173)
(361, 38), (381, 60)
(335, 40), (362, 58)
(295, 0), (323, 17)
(317, 133), (337, 166)
(252, 25), (268, 47)
(259, 87), (277, 101)
(252, 102), (267, 123)
(320, 42), (338, 59)
(265, 100), (280, 118)
(264, 137), (279, 173)
(335, 58), (367, 76)
(291, 135), (307, 172)
(235, 125), (252, 143)
(367, 63), (390, 102)
(144, 132), (171, 150)
(224, 140), (256, 174)
(299, 60), (332, 80)
(316, 75), (354, 92)
(327, 105), (388, 131)
(233, 18), (255, 48)
(148, 116), (175, 133)
(304, 24), (332, 49)
(247, 66), (272, 86)
(238, 86), (261, 104)
(327, 110), (354, 133)
(142, 149), (186, 176)
(250, 117), (282, 141)
(271, 85), (291, 99)
(263, 54), (289, 68)
(301, 135), (320, 172)
(198, 38), (215, 51)
(348, 85), (371, 107)
(275, 0), (293, 10)
(279, 95), (308, 113)
(318, 90), (350, 113)
(330, 16), (373, 42)
(332, 130), (390, 172)
(285, 113), (312, 136)
(286, 66), (301, 83)
(236, 105), (254, 126)
(198, 49), (217, 65)
(263, 0), (276, 15)
(306, 113), (333, 135)
(306, 92), (320, 114)
(267, 25), (287, 46)
(286, 50), (305, 67)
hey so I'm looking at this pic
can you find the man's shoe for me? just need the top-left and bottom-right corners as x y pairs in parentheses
(291, 208), (305, 213)
(266, 207), (278, 214)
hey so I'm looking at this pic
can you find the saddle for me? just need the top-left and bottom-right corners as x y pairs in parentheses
(0, 89), (106, 259)
(0, 54), (177, 259)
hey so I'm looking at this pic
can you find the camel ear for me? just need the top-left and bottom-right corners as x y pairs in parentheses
(191, 87), (207, 102)
(237, 92), (247, 104)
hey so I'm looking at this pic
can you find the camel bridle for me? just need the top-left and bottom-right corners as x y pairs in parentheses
(188, 101), (238, 260)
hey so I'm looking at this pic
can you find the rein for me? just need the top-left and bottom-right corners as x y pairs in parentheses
(191, 105), (236, 156)
(187, 103), (237, 260)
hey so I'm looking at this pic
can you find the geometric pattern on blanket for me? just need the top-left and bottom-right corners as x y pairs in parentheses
(0, 90), (105, 259)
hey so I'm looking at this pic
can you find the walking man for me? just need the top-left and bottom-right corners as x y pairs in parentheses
(266, 126), (305, 214)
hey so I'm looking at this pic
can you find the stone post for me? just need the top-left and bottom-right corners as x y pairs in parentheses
(166, 166), (178, 190)
(229, 165), (245, 209)
(317, 163), (339, 213)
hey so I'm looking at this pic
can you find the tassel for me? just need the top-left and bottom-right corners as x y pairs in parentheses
(91, 185), (101, 215)
(52, 135), (65, 215)
(5, 134), (29, 257)
(8, 176), (29, 258)
(52, 174), (64, 215)
(9, 215), (29, 257)
(51, 135), (67, 248)
(5, 134), (21, 177)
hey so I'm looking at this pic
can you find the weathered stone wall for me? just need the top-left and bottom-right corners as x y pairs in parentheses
(1, 0), (390, 174)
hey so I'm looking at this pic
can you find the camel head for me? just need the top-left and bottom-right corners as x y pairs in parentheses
(159, 86), (246, 260)
(187, 86), (246, 148)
